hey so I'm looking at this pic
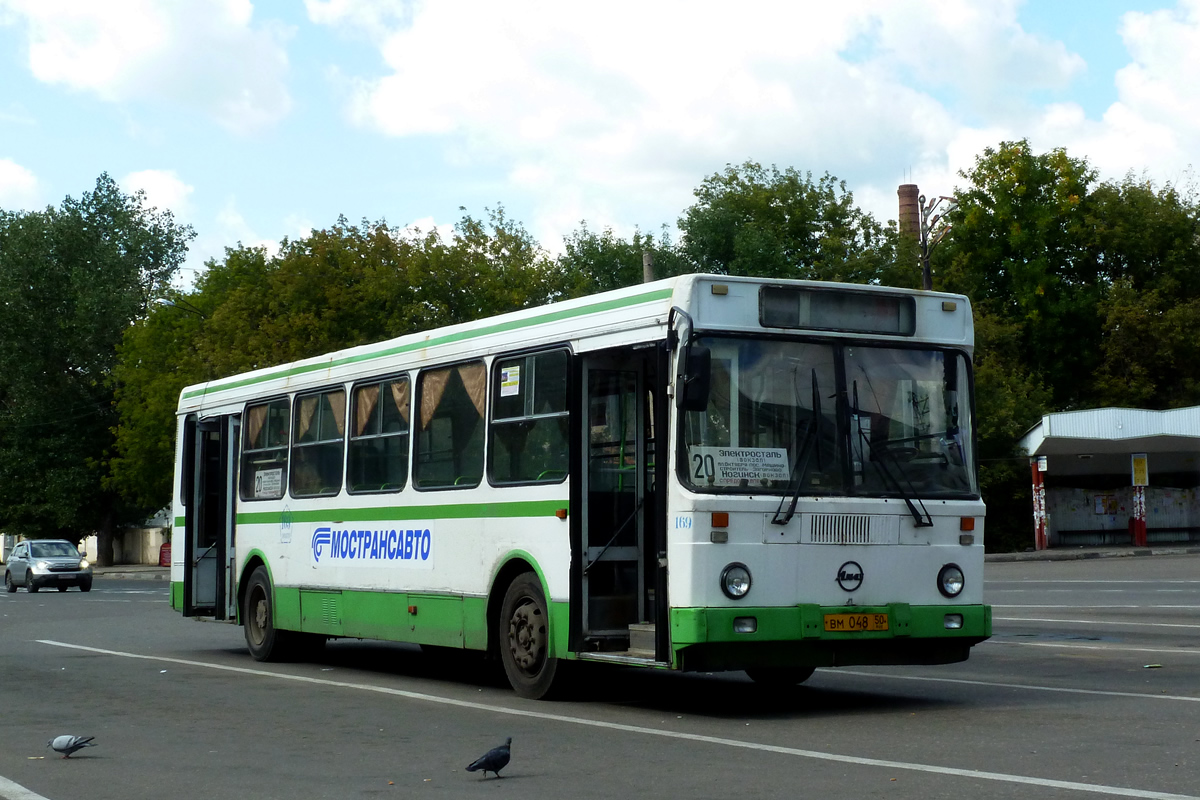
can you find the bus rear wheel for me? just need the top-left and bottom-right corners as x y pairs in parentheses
(244, 566), (287, 661)
(745, 666), (816, 687)
(499, 572), (559, 700)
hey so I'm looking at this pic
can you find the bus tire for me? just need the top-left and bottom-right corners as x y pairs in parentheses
(745, 666), (816, 687)
(499, 572), (559, 700)
(243, 566), (290, 662)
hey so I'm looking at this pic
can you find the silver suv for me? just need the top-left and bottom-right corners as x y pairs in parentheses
(4, 540), (93, 593)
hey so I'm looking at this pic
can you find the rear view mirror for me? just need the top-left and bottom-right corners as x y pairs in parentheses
(677, 346), (711, 412)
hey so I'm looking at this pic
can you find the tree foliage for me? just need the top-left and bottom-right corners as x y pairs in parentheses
(0, 174), (193, 552)
(937, 141), (1200, 550)
(111, 209), (559, 508)
(677, 162), (908, 286)
(554, 224), (689, 297)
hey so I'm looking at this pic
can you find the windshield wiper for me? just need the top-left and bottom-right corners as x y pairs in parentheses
(771, 368), (822, 526)
(851, 383), (933, 528)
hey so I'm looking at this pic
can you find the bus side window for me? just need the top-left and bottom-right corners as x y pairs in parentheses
(348, 377), (410, 493)
(489, 349), (569, 485)
(291, 388), (346, 498)
(241, 398), (290, 501)
(414, 361), (485, 490)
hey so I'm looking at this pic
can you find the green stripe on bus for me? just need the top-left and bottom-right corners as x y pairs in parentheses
(182, 287), (674, 400)
(235, 499), (566, 525)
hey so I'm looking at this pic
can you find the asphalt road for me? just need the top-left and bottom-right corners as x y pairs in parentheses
(1, 555), (1197, 800)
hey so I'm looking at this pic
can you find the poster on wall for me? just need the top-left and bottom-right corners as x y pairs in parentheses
(1094, 495), (1119, 515)
(1131, 453), (1149, 487)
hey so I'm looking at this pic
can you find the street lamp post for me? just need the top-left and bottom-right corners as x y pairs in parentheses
(154, 297), (205, 318)
(919, 194), (957, 291)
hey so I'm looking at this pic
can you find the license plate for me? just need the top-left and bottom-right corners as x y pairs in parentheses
(824, 613), (889, 632)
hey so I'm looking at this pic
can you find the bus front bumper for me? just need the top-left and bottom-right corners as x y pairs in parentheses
(669, 603), (991, 672)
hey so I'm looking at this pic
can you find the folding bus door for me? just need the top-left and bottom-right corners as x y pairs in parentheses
(578, 347), (667, 657)
(182, 414), (239, 620)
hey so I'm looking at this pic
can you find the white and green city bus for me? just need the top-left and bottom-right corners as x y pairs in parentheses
(171, 274), (990, 698)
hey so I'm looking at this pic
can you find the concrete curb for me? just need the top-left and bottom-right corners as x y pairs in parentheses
(91, 568), (170, 580)
(986, 546), (1200, 563)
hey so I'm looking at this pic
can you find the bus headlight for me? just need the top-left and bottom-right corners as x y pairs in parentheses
(721, 563), (752, 599)
(937, 564), (965, 598)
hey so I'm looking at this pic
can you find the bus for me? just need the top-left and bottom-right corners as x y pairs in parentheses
(171, 274), (990, 698)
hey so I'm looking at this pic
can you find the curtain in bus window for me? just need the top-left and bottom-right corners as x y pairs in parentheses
(296, 394), (318, 442)
(348, 378), (410, 493)
(415, 362), (484, 489)
(420, 370), (451, 429)
(458, 362), (486, 418)
(390, 379), (410, 426)
(246, 404), (267, 448)
(327, 391), (346, 436)
(355, 383), (380, 436)
(291, 389), (345, 497)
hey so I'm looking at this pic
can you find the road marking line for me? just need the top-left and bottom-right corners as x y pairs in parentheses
(0, 774), (53, 800)
(822, 670), (1200, 703)
(993, 605), (1200, 609)
(35, 639), (1199, 800)
(995, 616), (1200, 630)
(987, 580), (1200, 584)
(985, 640), (1200, 656)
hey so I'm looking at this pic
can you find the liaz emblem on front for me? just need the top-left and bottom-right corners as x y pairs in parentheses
(836, 561), (863, 592)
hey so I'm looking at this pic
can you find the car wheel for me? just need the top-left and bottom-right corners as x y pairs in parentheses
(26, 572), (38, 593)
(58, 585), (68, 592)
(80, 579), (92, 593)
(4, 572), (15, 593)
(498, 572), (560, 699)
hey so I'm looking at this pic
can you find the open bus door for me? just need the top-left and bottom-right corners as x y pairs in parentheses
(576, 346), (669, 661)
(182, 414), (239, 620)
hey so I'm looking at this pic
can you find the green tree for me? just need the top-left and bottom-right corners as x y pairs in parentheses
(554, 224), (690, 297)
(111, 209), (558, 510)
(937, 142), (1200, 550)
(937, 140), (1101, 409)
(0, 174), (193, 562)
(677, 162), (906, 286)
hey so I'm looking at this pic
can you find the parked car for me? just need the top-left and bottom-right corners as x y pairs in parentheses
(4, 540), (93, 593)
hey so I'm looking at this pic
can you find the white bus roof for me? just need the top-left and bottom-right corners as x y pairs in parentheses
(177, 274), (972, 416)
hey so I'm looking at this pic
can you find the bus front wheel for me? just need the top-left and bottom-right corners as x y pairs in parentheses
(499, 572), (559, 700)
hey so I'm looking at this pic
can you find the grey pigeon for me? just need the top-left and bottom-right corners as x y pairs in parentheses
(465, 737), (511, 778)
(48, 735), (95, 758)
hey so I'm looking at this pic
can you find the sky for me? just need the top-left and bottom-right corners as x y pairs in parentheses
(1, 0), (1198, 285)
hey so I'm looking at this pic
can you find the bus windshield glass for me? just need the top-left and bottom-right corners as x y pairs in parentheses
(680, 337), (976, 498)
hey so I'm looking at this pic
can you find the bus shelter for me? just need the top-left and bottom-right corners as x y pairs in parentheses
(1019, 407), (1200, 550)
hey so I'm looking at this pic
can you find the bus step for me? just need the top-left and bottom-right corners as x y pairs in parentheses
(577, 651), (667, 667)
(628, 622), (655, 657)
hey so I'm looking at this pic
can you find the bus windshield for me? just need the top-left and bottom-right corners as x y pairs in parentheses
(680, 337), (977, 498)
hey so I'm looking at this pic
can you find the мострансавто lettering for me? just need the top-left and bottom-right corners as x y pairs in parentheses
(313, 526), (431, 563)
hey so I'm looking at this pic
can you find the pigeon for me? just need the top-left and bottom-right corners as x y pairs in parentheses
(465, 737), (511, 778)
(47, 735), (96, 759)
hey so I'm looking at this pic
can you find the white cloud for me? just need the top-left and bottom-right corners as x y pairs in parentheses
(0, 158), (40, 209)
(1019, 0), (1200, 189)
(0, 0), (293, 134)
(306, 0), (1095, 240)
(121, 169), (194, 217)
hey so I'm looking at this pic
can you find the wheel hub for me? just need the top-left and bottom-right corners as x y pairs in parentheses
(507, 599), (545, 673)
